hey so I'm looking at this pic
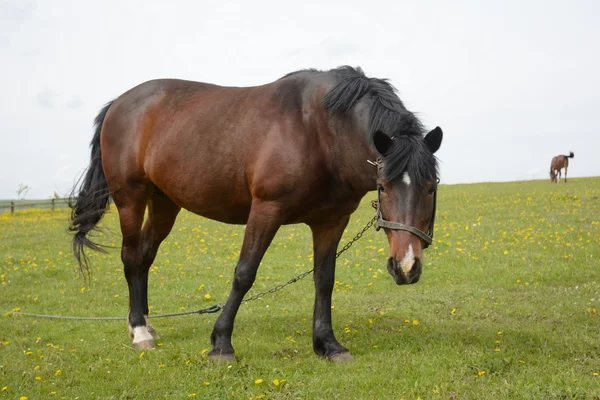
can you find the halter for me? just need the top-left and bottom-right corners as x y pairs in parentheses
(369, 158), (438, 249)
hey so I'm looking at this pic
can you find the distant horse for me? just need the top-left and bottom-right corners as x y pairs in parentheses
(550, 152), (574, 183)
(69, 66), (443, 362)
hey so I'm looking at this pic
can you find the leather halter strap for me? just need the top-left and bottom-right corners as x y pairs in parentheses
(369, 158), (438, 249)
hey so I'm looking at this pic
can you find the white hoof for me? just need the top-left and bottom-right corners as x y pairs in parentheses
(128, 324), (155, 349)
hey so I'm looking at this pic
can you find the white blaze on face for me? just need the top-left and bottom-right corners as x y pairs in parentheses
(400, 244), (415, 274)
(402, 172), (411, 186)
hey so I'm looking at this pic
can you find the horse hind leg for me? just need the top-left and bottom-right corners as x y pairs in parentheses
(135, 191), (181, 342)
(112, 182), (156, 349)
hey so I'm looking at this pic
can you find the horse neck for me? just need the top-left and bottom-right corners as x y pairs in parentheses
(317, 96), (379, 193)
(329, 120), (379, 193)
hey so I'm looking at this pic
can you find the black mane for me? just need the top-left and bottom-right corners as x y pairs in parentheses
(322, 66), (437, 186)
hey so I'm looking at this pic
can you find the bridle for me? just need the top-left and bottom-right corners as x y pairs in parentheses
(369, 157), (438, 249)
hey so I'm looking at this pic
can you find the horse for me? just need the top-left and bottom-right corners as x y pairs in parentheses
(69, 66), (443, 363)
(550, 152), (574, 183)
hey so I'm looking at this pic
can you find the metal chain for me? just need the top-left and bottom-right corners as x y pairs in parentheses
(3, 215), (377, 321)
(334, 215), (377, 259)
(242, 214), (377, 304)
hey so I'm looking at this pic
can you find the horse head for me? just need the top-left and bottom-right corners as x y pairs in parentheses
(372, 127), (443, 285)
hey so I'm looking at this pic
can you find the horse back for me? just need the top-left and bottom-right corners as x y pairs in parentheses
(550, 155), (568, 170)
(98, 75), (358, 224)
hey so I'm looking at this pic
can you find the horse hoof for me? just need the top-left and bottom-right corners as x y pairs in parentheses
(133, 339), (155, 349)
(208, 352), (236, 364)
(147, 325), (160, 339)
(329, 352), (354, 363)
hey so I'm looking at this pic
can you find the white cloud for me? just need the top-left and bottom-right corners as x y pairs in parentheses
(36, 89), (56, 108)
(65, 96), (83, 109)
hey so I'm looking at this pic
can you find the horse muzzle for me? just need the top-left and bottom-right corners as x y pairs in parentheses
(387, 256), (422, 285)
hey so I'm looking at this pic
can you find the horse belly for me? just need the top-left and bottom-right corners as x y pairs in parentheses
(160, 180), (252, 224)
(148, 156), (253, 224)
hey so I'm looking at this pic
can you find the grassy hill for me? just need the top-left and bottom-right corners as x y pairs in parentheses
(1, 177), (599, 399)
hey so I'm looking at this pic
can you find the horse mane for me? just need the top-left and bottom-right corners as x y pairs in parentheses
(279, 68), (321, 80)
(322, 66), (437, 186)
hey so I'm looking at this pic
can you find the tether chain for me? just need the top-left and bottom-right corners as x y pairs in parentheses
(4, 215), (377, 321)
(242, 215), (377, 305)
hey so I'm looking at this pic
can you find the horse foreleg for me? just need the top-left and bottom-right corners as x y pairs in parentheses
(208, 201), (282, 363)
(310, 216), (352, 362)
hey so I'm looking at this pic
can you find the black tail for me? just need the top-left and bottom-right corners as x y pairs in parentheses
(568, 152), (574, 158)
(68, 100), (114, 275)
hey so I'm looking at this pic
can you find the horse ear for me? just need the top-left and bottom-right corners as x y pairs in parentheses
(373, 131), (393, 156)
(424, 126), (443, 154)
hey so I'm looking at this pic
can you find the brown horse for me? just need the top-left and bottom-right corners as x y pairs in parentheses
(550, 152), (574, 183)
(69, 66), (443, 362)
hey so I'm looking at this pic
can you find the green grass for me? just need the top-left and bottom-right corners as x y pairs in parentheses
(1, 178), (600, 399)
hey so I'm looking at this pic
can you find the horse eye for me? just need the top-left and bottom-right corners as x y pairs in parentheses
(378, 184), (386, 192)
(427, 185), (436, 195)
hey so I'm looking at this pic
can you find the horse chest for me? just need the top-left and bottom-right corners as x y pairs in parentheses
(283, 182), (364, 224)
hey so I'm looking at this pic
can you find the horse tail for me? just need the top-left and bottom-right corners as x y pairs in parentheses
(68, 100), (114, 276)
(568, 152), (574, 158)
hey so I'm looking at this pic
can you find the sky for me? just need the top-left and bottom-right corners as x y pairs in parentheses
(1, 0), (598, 199)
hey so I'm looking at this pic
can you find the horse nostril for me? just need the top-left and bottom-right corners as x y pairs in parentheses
(410, 258), (422, 283)
(387, 257), (397, 276)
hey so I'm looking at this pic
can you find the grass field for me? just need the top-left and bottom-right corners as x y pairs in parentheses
(1, 178), (600, 399)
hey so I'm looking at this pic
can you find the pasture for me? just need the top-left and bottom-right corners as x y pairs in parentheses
(1, 177), (600, 399)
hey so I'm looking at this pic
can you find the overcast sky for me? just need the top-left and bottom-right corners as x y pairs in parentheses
(1, 0), (598, 199)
